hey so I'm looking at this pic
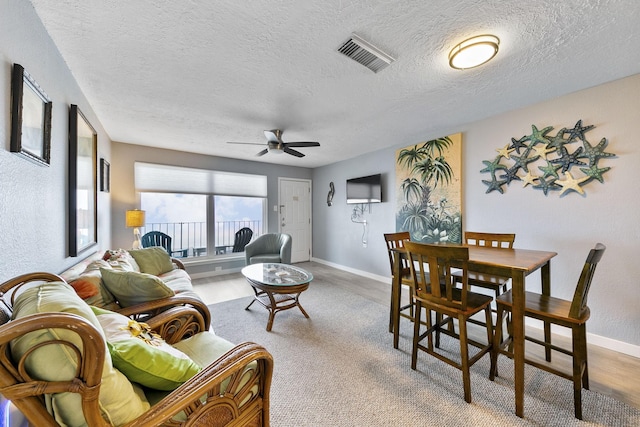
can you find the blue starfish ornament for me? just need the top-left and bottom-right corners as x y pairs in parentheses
(550, 146), (587, 173)
(509, 136), (529, 154)
(565, 119), (594, 142)
(532, 176), (561, 196)
(482, 176), (507, 194)
(499, 166), (522, 185)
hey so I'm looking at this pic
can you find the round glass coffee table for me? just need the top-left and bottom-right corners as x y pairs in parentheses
(242, 263), (313, 331)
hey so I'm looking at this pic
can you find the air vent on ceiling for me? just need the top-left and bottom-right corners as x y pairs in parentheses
(337, 34), (395, 73)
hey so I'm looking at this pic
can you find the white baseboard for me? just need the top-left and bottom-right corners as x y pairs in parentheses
(311, 257), (640, 359)
(311, 257), (389, 284)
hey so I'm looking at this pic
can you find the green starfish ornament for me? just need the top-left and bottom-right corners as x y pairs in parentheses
(580, 137), (616, 166)
(547, 128), (570, 150)
(538, 161), (562, 180)
(579, 164), (611, 183)
(480, 156), (508, 174)
(510, 153), (540, 173)
(527, 125), (553, 146)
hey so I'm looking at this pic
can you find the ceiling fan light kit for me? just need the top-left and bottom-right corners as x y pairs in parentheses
(227, 129), (320, 158)
(449, 34), (499, 70)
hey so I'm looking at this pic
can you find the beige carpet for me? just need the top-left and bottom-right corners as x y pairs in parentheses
(209, 270), (639, 426)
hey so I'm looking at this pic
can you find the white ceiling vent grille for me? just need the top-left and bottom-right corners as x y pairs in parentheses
(338, 34), (395, 73)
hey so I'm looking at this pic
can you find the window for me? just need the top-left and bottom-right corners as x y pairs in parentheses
(136, 163), (267, 258)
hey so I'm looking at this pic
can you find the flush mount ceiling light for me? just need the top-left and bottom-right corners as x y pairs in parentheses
(448, 34), (499, 70)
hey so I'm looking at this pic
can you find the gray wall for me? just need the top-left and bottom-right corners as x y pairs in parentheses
(0, 1), (111, 282)
(312, 73), (640, 352)
(110, 142), (311, 275)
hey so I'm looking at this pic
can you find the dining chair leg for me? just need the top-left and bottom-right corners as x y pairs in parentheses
(490, 304), (505, 381)
(458, 314), (472, 403)
(576, 323), (589, 391)
(411, 301), (422, 370)
(572, 323), (589, 419)
(389, 285), (394, 333)
(435, 312), (442, 348)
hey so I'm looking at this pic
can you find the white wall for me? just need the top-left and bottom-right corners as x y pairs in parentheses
(313, 73), (640, 351)
(0, 1), (111, 282)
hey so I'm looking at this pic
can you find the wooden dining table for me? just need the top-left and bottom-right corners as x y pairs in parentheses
(390, 244), (557, 418)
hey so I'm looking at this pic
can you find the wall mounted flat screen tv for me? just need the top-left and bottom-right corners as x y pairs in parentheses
(346, 173), (382, 204)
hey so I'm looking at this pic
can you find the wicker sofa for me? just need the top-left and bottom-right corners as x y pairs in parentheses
(0, 249), (273, 426)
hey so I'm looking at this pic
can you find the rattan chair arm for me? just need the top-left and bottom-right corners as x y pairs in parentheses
(125, 342), (274, 427)
(0, 312), (108, 427)
(117, 293), (211, 329)
(143, 306), (208, 344)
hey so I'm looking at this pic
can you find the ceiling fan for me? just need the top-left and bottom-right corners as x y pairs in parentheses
(227, 129), (320, 158)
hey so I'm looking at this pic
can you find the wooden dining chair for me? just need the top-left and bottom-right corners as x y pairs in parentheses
(383, 232), (414, 333)
(490, 243), (606, 419)
(453, 231), (516, 328)
(404, 241), (494, 403)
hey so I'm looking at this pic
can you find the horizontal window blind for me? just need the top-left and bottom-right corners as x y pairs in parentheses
(134, 162), (267, 197)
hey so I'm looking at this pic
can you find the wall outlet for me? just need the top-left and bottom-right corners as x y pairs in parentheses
(215, 266), (222, 271)
(273, 205), (278, 212)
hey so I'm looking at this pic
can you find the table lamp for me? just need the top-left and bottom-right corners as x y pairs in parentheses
(125, 209), (145, 249)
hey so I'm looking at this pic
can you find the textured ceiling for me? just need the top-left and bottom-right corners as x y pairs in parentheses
(29, 0), (640, 168)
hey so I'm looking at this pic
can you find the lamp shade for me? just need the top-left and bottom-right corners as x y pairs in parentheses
(125, 209), (145, 228)
(449, 34), (499, 70)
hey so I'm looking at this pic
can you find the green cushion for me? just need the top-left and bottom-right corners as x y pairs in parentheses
(100, 268), (174, 307)
(129, 247), (174, 276)
(10, 281), (150, 427)
(92, 307), (202, 391)
(69, 269), (120, 311)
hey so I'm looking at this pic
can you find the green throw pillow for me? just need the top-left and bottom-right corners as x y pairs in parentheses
(129, 247), (174, 276)
(100, 268), (174, 307)
(91, 307), (202, 390)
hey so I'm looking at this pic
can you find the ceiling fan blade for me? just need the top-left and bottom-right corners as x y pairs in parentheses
(284, 146), (305, 157)
(284, 141), (320, 148)
(227, 141), (265, 145)
(256, 148), (269, 156)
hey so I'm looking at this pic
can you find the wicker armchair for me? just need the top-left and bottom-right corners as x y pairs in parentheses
(0, 272), (273, 427)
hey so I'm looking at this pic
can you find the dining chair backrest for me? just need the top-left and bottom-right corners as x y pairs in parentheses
(383, 231), (411, 276)
(570, 243), (606, 319)
(464, 231), (515, 249)
(141, 231), (172, 254)
(404, 241), (470, 310)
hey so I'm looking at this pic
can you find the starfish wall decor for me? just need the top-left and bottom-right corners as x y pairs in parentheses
(480, 120), (616, 196)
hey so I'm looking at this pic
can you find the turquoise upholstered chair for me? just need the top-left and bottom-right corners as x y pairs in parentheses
(244, 233), (292, 265)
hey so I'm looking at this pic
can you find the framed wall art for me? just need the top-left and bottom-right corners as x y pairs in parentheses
(100, 158), (110, 192)
(395, 133), (463, 243)
(68, 104), (98, 257)
(10, 63), (52, 166)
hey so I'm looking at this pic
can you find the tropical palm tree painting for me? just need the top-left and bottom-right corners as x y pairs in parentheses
(395, 133), (462, 243)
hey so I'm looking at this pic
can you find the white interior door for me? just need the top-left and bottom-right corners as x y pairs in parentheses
(279, 178), (311, 263)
